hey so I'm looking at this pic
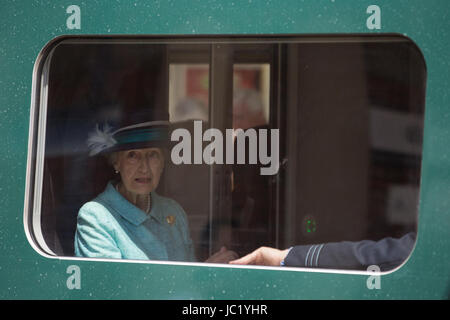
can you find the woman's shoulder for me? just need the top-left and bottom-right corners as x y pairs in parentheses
(152, 193), (191, 234)
(152, 192), (187, 217)
(153, 192), (182, 209)
(77, 196), (116, 225)
(79, 199), (108, 214)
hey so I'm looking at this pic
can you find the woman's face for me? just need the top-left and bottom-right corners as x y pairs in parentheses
(113, 148), (164, 196)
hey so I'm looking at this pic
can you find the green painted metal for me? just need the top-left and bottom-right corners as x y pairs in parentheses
(0, 0), (449, 299)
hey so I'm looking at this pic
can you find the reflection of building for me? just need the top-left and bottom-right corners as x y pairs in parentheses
(233, 88), (267, 130)
(233, 64), (270, 129)
(168, 63), (271, 126)
(169, 64), (209, 123)
(174, 97), (208, 122)
(167, 63), (272, 258)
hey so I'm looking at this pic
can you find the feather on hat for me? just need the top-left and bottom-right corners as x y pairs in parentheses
(86, 109), (169, 156)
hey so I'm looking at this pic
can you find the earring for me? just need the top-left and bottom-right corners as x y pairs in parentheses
(115, 170), (119, 174)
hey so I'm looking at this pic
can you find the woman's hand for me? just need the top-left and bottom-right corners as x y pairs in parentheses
(229, 246), (290, 266)
(205, 246), (239, 264)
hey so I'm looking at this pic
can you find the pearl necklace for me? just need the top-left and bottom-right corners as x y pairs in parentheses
(115, 183), (151, 213)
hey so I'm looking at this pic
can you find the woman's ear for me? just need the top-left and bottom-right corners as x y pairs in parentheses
(113, 161), (121, 173)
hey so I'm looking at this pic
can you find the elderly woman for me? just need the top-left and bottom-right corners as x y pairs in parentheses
(74, 111), (237, 263)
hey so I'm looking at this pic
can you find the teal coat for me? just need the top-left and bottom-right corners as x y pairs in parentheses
(74, 181), (196, 262)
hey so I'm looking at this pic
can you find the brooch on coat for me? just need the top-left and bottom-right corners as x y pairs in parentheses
(166, 215), (176, 225)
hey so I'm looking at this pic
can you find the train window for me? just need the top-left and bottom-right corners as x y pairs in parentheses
(26, 35), (426, 272)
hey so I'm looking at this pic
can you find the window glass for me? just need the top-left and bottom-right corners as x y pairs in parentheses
(230, 63), (273, 256)
(167, 63), (211, 260)
(27, 36), (425, 271)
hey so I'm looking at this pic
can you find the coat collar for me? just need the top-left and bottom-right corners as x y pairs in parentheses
(99, 181), (165, 226)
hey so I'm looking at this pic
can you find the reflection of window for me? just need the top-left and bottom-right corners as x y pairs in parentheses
(233, 64), (270, 130)
(167, 63), (211, 260)
(26, 36), (425, 272)
(169, 64), (209, 123)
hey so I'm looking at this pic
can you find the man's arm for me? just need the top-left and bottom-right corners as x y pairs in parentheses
(284, 232), (416, 271)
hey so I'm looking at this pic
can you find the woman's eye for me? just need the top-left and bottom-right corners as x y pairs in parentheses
(127, 151), (139, 160)
(149, 151), (159, 158)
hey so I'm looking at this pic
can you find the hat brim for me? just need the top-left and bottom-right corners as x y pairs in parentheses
(100, 139), (169, 155)
(90, 122), (170, 156)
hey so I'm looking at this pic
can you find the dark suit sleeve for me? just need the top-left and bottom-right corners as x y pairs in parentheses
(283, 232), (416, 271)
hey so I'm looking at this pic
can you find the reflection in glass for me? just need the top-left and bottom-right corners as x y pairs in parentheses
(169, 64), (209, 123)
(167, 63), (211, 260)
(232, 64), (270, 130)
(30, 37), (425, 271)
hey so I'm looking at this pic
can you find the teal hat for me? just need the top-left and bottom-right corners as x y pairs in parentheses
(87, 109), (169, 156)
